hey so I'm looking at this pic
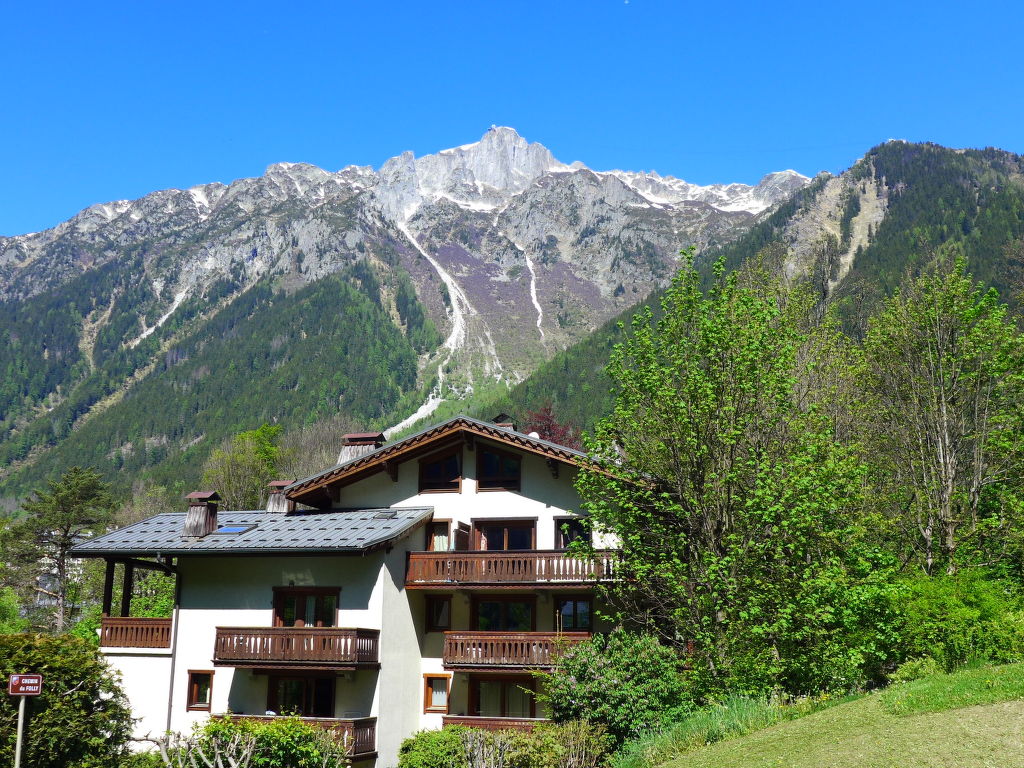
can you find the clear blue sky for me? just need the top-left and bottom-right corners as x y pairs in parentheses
(2, 0), (1022, 235)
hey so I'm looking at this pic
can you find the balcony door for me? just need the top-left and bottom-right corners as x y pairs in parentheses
(273, 587), (339, 628)
(268, 675), (334, 718)
(469, 675), (535, 718)
(472, 596), (536, 632)
(474, 521), (535, 551)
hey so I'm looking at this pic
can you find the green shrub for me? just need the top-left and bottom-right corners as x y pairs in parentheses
(398, 722), (608, 768)
(889, 656), (941, 684)
(116, 752), (164, 768)
(201, 715), (350, 768)
(896, 573), (1024, 671)
(398, 726), (469, 768)
(534, 630), (691, 746)
(0, 633), (133, 768)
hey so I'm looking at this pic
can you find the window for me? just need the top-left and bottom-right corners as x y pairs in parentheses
(555, 596), (592, 631)
(555, 518), (588, 550)
(475, 520), (535, 551)
(273, 587), (340, 628)
(425, 595), (451, 632)
(423, 674), (451, 713)
(470, 675), (534, 718)
(419, 450), (462, 492)
(426, 521), (450, 551)
(477, 448), (522, 491)
(187, 671), (213, 711)
(267, 675), (334, 717)
(473, 596), (536, 631)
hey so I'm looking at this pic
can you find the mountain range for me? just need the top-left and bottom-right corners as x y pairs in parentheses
(4, 131), (1021, 504)
(0, 127), (807, 499)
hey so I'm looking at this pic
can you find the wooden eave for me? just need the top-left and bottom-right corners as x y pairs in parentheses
(287, 418), (586, 507)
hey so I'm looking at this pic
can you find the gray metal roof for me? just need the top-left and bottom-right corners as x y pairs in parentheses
(70, 506), (433, 558)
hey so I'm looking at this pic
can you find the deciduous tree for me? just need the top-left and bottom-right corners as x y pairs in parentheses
(862, 259), (1024, 574)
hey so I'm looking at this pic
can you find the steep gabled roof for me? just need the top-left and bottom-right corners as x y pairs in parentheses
(70, 506), (433, 558)
(286, 416), (587, 507)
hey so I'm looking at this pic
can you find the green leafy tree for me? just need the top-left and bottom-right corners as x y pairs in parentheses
(202, 424), (283, 510)
(535, 630), (690, 746)
(3, 467), (115, 632)
(0, 633), (133, 767)
(577, 253), (898, 696)
(862, 259), (1024, 574)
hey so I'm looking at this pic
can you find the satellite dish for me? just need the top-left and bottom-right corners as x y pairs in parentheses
(528, 431), (541, 439)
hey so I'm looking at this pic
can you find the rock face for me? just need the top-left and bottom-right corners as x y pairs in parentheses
(0, 127), (809, 432)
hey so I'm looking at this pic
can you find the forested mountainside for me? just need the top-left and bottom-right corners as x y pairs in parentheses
(0, 128), (805, 501)
(477, 141), (1024, 433)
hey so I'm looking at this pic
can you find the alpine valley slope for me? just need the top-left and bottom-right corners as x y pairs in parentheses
(0, 127), (807, 498)
(475, 140), (1024, 434)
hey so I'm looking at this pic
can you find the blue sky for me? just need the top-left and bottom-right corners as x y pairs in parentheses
(2, 0), (1022, 235)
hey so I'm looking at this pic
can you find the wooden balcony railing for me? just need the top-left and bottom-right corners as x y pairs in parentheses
(213, 627), (379, 668)
(443, 715), (547, 731)
(406, 550), (615, 587)
(443, 631), (589, 669)
(214, 716), (376, 756)
(99, 617), (172, 648)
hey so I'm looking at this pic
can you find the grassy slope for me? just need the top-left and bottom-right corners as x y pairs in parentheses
(669, 666), (1024, 768)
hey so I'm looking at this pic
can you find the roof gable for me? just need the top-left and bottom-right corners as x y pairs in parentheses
(286, 416), (586, 507)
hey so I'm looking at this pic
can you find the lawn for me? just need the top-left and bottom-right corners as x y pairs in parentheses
(665, 664), (1024, 768)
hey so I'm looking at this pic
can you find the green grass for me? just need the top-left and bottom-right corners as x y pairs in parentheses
(655, 664), (1024, 768)
(612, 695), (853, 768)
(880, 662), (1024, 717)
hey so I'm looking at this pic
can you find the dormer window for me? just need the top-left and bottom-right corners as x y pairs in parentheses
(477, 448), (521, 491)
(419, 450), (462, 493)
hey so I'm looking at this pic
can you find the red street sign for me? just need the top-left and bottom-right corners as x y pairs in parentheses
(8, 675), (42, 696)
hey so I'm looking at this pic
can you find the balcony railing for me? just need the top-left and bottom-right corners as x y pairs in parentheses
(443, 715), (547, 731)
(213, 627), (379, 668)
(99, 617), (172, 648)
(443, 631), (590, 669)
(214, 716), (376, 757)
(406, 550), (615, 587)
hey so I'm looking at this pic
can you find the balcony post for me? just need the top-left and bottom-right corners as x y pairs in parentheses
(119, 561), (134, 617)
(102, 559), (115, 617)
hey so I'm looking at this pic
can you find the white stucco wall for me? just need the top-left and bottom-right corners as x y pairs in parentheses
(105, 648), (173, 742)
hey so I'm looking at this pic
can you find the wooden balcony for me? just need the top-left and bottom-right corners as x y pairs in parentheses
(406, 550), (615, 588)
(99, 617), (172, 648)
(213, 627), (379, 670)
(443, 715), (548, 731)
(443, 631), (589, 670)
(214, 716), (376, 758)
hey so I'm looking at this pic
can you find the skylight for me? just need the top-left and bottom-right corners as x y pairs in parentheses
(214, 524), (256, 534)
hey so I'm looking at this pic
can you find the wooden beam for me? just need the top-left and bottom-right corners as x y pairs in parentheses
(117, 557), (176, 575)
(120, 561), (134, 618)
(102, 559), (115, 617)
(384, 460), (398, 483)
(464, 433), (475, 451)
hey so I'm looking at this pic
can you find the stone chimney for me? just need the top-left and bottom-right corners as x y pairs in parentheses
(492, 413), (516, 430)
(183, 491), (220, 537)
(266, 480), (295, 514)
(336, 432), (386, 465)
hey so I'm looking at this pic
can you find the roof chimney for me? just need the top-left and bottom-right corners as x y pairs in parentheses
(492, 413), (516, 430)
(337, 432), (386, 465)
(266, 480), (295, 514)
(183, 491), (220, 537)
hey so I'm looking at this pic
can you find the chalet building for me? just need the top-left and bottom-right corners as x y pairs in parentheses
(71, 416), (614, 766)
